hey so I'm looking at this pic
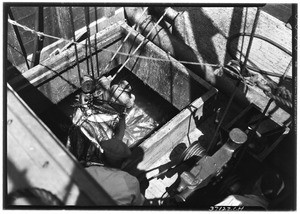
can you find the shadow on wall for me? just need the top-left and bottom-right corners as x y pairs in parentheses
(177, 7), (223, 66)
(5, 61), (111, 207)
(176, 7), (244, 66)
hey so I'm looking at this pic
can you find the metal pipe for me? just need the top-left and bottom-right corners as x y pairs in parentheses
(102, 7), (148, 74)
(239, 7), (248, 62)
(69, 7), (82, 84)
(151, 7), (181, 24)
(240, 7), (261, 75)
(112, 8), (168, 80)
(207, 80), (241, 154)
(281, 59), (292, 82)
(207, 7), (261, 153)
(8, 8), (30, 70)
(94, 7), (100, 77)
(84, 7), (94, 79)
(85, 38), (90, 76)
(30, 6), (44, 68)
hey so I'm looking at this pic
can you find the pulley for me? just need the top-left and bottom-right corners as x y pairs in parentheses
(179, 141), (207, 162)
(81, 75), (95, 93)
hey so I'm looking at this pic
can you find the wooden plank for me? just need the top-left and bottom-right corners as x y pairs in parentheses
(131, 7), (291, 126)
(9, 20), (124, 92)
(55, 7), (74, 39)
(121, 24), (214, 110)
(10, 20), (214, 108)
(14, 7), (125, 72)
(262, 4), (292, 24)
(34, 40), (123, 105)
(7, 85), (115, 206)
(143, 128), (202, 199)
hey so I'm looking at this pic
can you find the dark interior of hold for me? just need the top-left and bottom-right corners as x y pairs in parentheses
(39, 65), (180, 148)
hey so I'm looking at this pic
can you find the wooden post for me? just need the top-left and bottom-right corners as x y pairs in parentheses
(55, 7), (73, 39)
(30, 6), (44, 68)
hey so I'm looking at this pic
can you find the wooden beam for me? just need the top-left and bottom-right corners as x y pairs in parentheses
(125, 8), (291, 127)
(121, 24), (214, 111)
(9, 20), (124, 92)
(15, 7), (125, 73)
(55, 7), (74, 40)
(124, 88), (217, 177)
(30, 6), (44, 68)
(7, 85), (115, 206)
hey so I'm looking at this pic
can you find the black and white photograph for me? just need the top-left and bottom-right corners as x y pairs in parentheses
(2, 2), (297, 211)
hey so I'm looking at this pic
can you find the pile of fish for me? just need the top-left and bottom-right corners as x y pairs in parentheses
(66, 75), (135, 164)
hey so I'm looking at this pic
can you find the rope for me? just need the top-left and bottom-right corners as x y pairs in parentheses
(227, 33), (292, 80)
(69, 7), (82, 84)
(9, 13), (291, 111)
(102, 7), (148, 73)
(265, 91), (292, 108)
(84, 7), (95, 78)
(8, 19), (61, 41)
(7, 16), (223, 71)
(112, 8), (169, 80)
(180, 142), (207, 161)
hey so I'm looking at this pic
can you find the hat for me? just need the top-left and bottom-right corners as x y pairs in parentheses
(101, 139), (131, 163)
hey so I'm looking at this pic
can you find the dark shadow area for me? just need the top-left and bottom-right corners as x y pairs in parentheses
(5, 158), (32, 208)
(7, 60), (74, 145)
(122, 146), (148, 197)
(261, 4), (292, 24)
(185, 8), (226, 65)
(223, 7), (244, 64)
(110, 65), (180, 147)
(5, 60), (116, 207)
(264, 131), (296, 210)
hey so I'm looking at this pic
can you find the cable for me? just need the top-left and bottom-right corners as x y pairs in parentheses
(69, 7), (82, 84)
(102, 7), (148, 73)
(111, 8), (169, 80)
(208, 7), (261, 154)
(227, 32), (292, 80)
(94, 7), (100, 77)
(240, 7), (260, 76)
(8, 18), (222, 71)
(84, 7), (95, 79)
